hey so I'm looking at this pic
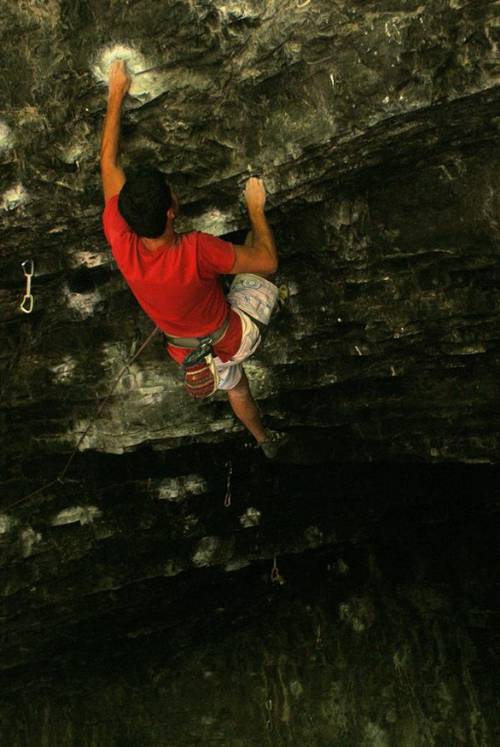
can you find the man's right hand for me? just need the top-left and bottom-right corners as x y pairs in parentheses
(230, 176), (277, 275)
(245, 176), (266, 213)
(108, 59), (131, 100)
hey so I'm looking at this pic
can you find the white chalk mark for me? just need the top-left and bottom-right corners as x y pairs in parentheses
(0, 514), (17, 534)
(50, 355), (77, 384)
(158, 475), (207, 502)
(63, 284), (101, 319)
(192, 536), (221, 567)
(70, 250), (108, 269)
(384, 19), (402, 44)
(0, 120), (14, 151)
(60, 142), (83, 165)
(196, 207), (234, 235)
(239, 507), (262, 528)
(52, 506), (102, 526)
(1, 183), (29, 211)
(21, 527), (42, 558)
(93, 44), (169, 103)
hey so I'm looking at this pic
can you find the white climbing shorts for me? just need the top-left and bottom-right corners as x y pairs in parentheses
(215, 273), (279, 391)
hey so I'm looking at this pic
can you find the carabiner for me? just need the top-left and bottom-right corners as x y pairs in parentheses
(20, 258), (34, 314)
(20, 294), (34, 313)
(21, 259), (34, 277)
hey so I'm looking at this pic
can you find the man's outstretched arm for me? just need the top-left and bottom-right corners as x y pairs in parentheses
(100, 60), (131, 203)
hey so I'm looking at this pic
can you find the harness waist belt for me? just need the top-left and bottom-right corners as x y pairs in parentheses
(165, 318), (230, 349)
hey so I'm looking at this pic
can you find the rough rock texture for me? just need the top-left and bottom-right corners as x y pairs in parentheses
(1, 0), (500, 462)
(0, 467), (499, 746)
(1, 0), (499, 744)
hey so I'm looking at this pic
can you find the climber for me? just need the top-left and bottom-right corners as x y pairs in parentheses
(100, 59), (286, 458)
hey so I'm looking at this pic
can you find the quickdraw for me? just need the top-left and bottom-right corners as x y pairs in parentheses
(20, 259), (34, 314)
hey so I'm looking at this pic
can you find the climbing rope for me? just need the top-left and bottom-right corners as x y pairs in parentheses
(265, 698), (273, 730)
(6, 326), (161, 509)
(223, 459), (233, 508)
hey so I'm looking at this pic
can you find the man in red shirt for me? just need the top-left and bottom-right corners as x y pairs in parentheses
(100, 60), (284, 456)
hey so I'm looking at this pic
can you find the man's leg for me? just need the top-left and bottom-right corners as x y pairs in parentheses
(226, 232), (277, 443)
(224, 231), (287, 456)
(227, 370), (267, 443)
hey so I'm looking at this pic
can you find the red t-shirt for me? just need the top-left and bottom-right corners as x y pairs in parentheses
(102, 195), (242, 363)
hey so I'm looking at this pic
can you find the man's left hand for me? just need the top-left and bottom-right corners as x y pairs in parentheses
(108, 59), (131, 99)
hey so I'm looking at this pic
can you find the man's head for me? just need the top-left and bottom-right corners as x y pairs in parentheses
(118, 168), (173, 237)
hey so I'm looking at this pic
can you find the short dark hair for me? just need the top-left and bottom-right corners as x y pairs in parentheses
(118, 168), (172, 237)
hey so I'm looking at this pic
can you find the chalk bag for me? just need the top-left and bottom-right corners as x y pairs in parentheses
(183, 352), (219, 399)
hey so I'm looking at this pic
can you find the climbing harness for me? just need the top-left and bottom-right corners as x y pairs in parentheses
(8, 325), (161, 508)
(165, 318), (229, 399)
(164, 317), (229, 351)
(20, 259), (34, 314)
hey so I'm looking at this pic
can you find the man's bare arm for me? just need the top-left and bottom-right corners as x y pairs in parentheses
(100, 60), (131, 203)
(230, 177), (278, 275)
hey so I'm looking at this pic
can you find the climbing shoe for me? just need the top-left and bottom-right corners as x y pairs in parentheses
(260, 430), (289, 459)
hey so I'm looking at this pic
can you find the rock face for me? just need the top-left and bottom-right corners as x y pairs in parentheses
(1, 0), (500, 462)
(0, 0), (499, 744)
(0, 467), (498, 746)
